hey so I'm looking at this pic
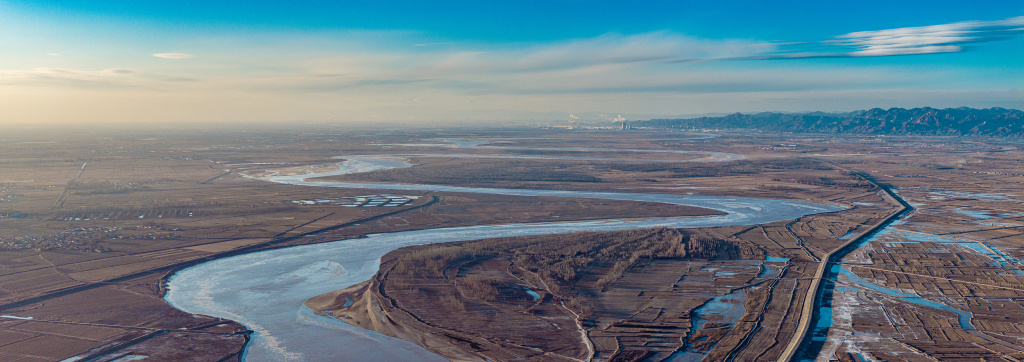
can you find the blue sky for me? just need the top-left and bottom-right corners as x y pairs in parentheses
(1, 1), (1022, 125)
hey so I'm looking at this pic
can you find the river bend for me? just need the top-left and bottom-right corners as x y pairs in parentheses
(165, 145), (841, 361)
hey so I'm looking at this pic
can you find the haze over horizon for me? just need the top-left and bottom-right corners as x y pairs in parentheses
(1, 0), (1022, 126)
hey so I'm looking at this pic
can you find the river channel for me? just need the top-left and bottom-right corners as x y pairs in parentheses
(165, 142), (841, 361)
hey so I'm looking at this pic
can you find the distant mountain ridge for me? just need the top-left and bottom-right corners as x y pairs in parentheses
(640, 107), (1024, 137)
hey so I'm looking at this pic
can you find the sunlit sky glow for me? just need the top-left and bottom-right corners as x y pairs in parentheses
(1, 0), (1022, 125)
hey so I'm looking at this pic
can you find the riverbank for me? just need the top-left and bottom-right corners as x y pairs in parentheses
(305, 279), (491, 362)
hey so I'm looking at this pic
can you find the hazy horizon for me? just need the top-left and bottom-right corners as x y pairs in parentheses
(2, 1), (1022, 126)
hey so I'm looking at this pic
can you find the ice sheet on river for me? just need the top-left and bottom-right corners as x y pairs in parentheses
(167, 155), (840, 361)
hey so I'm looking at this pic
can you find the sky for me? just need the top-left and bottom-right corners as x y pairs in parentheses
(1, 1), (1022, 126)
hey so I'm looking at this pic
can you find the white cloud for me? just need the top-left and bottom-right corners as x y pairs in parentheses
(153, 52), (195, 59)
(757, 15), (1024, 59)
(838, 16), (1024, 57)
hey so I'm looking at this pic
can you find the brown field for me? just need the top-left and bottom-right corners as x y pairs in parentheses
(305, 131), (1024, 361)
(0, 127), (723, 360)
(310, 185), (892, 361)
(3, 126), (1024, 361)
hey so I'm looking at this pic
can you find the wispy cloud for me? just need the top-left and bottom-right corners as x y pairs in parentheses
(0, 68), (142, 88)
(431, 32), (774, 73)
(3, 19), (1018, 125)
(153, 52), (195, 59)
(0, 27), (947, 98)
(758, 15), (1024, 59)
(225, 33), (781, 95)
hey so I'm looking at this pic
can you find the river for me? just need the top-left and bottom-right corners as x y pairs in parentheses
(165, 141), (841, 361)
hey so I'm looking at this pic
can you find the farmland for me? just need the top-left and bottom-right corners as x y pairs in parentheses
(0, 127), (719, 361)
(305, 131), (1024, 361)
(2, 126), (1024, 361)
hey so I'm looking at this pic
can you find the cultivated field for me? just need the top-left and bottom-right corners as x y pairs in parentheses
(306, 130), (1024, 361)
(3, 127), (1023, 361)
(0, 127), (719, 361)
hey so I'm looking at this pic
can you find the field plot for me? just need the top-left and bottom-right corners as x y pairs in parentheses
(800, 136), (1024, 361)
(302, 131), (1024, 361)
(821, 233), (1024, 361)
(1, 128), (735, 360)
(309, 180), (892, 361)
(3, 127), (1024, 360)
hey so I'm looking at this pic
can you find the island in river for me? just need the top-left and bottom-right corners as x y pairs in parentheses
(307, 227), (783, 361)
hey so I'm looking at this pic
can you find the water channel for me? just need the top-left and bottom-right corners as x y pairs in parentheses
(799, 187), (1024, 360)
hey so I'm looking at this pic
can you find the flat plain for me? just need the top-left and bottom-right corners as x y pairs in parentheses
(2, 126), (1024, 361)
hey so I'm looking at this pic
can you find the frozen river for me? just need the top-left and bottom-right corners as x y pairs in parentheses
(165, 145), (841, 361)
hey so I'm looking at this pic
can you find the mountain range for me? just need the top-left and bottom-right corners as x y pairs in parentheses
(639, 107), (1024, 137)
